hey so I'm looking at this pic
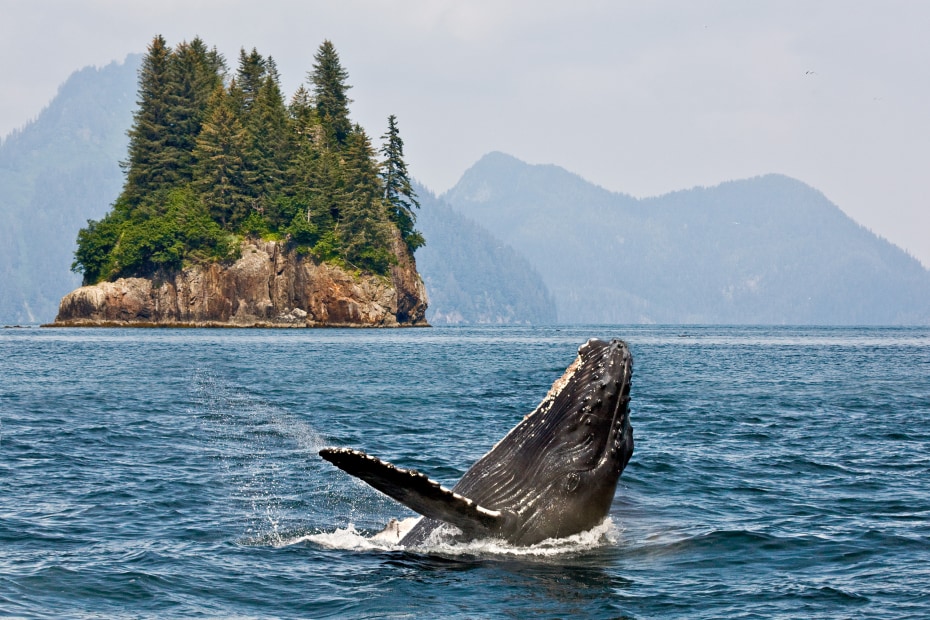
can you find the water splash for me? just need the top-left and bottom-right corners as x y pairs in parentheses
(192, 369), (326, 544)
(301, 518), (621, 558)
(293, 523), (396, 551)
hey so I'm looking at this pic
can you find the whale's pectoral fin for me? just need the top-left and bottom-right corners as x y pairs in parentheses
(320, 447), (503, 536)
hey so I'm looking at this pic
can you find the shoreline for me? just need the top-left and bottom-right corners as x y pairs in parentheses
(42, 320), (430, 329)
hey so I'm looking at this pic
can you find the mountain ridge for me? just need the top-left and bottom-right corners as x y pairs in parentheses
(0, 56), (139, 323)
(443, 153), (930, 324)
(413, 185), (556, 324)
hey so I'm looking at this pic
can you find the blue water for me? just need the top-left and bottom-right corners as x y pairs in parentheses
(1, 325), (928, 618)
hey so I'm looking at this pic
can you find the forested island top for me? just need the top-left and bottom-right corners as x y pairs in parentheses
(54, 36), (428, 327)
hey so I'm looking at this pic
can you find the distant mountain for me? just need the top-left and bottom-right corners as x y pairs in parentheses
(0, 56), (139, 323)
(444, 152), (930, 324)
(414, 186), (556, 324)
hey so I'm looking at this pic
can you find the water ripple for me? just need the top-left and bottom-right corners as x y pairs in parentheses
(1, 325), (928, 618)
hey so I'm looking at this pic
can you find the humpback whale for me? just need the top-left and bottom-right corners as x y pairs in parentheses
(320, 338), (633, 547)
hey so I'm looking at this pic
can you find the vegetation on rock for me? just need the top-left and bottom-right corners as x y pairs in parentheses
(72, 36), (421, 284)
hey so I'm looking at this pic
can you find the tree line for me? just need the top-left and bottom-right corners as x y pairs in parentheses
(73, 36), (421, 284)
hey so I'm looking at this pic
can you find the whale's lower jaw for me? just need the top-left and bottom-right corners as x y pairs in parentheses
(320, 338), (634, 547)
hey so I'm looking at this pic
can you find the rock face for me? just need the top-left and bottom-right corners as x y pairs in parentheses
(53, 236), (429, 327)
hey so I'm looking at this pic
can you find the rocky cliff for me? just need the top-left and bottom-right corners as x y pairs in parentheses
(52, 235), (428, 327)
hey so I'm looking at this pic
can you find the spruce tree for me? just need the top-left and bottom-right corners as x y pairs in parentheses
(288, 85), (319, 146)
(246, 71), (290, 206)
(193, 86), (253, 227)
(310, 40), (352, 147)
(284, 85), (318, 198)
(165, 38), (226, 185)
(379, 114), (423, 251)
(232, 48), (266, 114)
(289, 147), (342, 254)
(122, 35), (174, 210)
(277, 86), (321, 234)
(338, 126), (394, 271)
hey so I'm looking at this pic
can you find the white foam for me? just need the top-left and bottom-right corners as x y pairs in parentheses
(300, 518), (621, 557)
(299, 524), (403, 551)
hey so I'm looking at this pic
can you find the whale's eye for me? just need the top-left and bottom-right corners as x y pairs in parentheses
(565, 472), (581, 493)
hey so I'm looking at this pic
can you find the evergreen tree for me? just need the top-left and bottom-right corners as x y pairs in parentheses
(227, 49), (292, 222)
(265, 55), (282, 86)
(165, 38), (226, 185)
(291, 147), (342, 253)
(344, 125), (383, 206)
(282, 87), (317, 202)
(310, 40), (352, 146)
(121, 35), (174, 210)
(192, 86), (253, 227)
(277, 86), (322, 237)
(232, 48), (266, 114)
(338, 126), (394, 271)
(288, 85), (319, 146)
(246, 71), (290, 206)
(380, 114), (423, 251)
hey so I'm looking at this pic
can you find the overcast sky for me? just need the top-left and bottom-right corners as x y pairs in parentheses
(2, 1), (929, 267)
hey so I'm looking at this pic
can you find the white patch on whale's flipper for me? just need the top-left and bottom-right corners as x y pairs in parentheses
(319, 447), (505, 536)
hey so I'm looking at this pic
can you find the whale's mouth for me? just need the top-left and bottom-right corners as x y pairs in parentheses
(570, 338), (633, 473)
(519, 338), (633, 475)
(598, 343), (633, 471)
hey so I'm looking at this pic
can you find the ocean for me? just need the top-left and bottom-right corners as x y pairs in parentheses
(1, 325), (928, 618)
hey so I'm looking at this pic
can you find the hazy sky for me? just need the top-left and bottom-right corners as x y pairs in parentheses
(3, 1), (929, 267)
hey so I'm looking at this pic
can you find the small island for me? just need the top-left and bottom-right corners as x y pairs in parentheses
(53, 36), (428, 327)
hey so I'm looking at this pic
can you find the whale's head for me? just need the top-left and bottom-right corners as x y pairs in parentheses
(547, 338), (634, 477)
(455, 338), (634, 545)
